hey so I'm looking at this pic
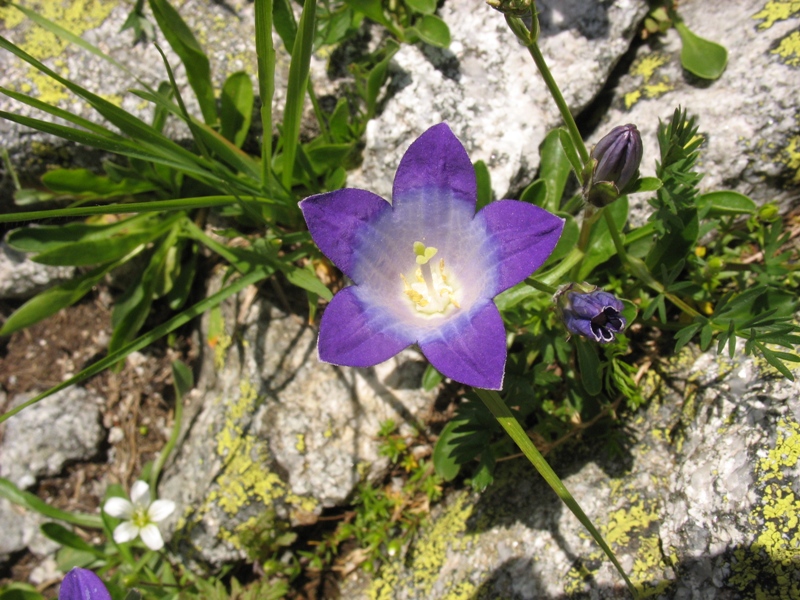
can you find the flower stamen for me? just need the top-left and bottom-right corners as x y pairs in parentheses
(402, 243), (461, 316)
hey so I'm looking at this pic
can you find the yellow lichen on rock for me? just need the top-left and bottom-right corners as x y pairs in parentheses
(752, 1), (800, 30)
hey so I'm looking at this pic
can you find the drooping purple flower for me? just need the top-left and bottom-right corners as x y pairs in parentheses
(301, 123), (564, 389)
(558, 285), (626, 343)
(59, 568), (111, 600)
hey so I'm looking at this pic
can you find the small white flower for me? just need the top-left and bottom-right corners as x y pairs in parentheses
(103, 480), (175, 551)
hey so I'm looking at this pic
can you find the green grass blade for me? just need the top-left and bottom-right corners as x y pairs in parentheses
(0, 267), (270, 425)
(0, 196), (253, 224)
(281, 0), (317, 191)
(474, 388), (639, 598)
(0, 86), (114, 136)
(0, 35), (213, 171)
(255, 0), (276, 191)
(0, 477), (103, 528)
(148, 0), (218, 125)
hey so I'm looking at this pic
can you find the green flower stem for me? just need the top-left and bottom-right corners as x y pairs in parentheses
(505, 15), (590, 166)
(601, 209), (701, 318)
(474, 388), (638, 598)
(538, 246), (584, 287)
(149, 382), (184, 493)
(526, 277), (558, 296)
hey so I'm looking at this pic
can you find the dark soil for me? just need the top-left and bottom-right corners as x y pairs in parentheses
(0, 289), (189, 595)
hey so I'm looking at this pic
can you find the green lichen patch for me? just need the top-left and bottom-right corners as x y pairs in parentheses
(367, 492), (474, 600)
(0, 0), (119, 105)
(623, 53), (674, 110)
(728, 418), (800, 598)
(753, 1), (800, 30)
(565, 480), (672, 598)
(175, 379), (317, 554)
(771, 30), (800, 67)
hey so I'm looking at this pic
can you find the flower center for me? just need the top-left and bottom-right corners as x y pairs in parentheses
(131, 506), (150, 528)
(400, 242), (461, 317)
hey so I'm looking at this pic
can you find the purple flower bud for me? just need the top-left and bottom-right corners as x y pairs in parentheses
(558, 285), (626, 343)
(59, 568), (111, 600)
(585, 124), (643, 207)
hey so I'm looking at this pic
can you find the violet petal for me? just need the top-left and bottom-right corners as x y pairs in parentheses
(300, 188), (391, 280)
(318, 286), (414, 367)
(478, 200), (565, 294)
(392, 123), (476, 210)
(418, 301), (507, 390)
(59, 568), (111, 600)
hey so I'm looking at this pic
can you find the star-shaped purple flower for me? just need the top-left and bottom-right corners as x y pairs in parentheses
(300, 123), (564, 389)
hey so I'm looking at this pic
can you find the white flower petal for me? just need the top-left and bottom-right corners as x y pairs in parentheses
(147, 499), (175, 523)
(130, 480), (151, 507)
(113, 522), (140, 544)
(139, 524), (164, 551)
(103, 497), (134, 519)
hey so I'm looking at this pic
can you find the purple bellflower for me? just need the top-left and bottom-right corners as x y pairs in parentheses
(301, 123), (564, 390)
(558, 284), (626, 343)
(59, 568), (111, 600)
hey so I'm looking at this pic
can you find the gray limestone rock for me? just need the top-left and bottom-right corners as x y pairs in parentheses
(0, 241), (75, 300)
(341, 349), (800, 599)
(159, 277), (436, 568)
(0, 387), (105, 490)
(347, 0), (649, 201)
(593, 0), (800, 219)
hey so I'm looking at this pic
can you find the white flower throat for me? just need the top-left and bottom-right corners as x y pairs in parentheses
(401, 242), (461, 316)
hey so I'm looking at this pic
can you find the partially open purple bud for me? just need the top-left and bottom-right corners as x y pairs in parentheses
(585, 124), (643, 207)
(557, 284), (626, 343)
(59, 568), (111, 600)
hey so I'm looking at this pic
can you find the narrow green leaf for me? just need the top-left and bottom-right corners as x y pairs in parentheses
(556, 128), (583, 179)
(697, 190), (757, 216)
(148, 0), (217, 124)
(272, 0), (298, 50)
(520, 180), (547, 207)
(255, 0), (276, 190)
(675, 21), (728, 80)
(626, 176), (662, 193)
(0, 478), (103, 528)
(0, 264), (116, 336)
(0, 268), (271, 424)
(0, 196), (244, 224)
(474, 160), (492, 210)
(546, 213), (578, 264)
(578, 198), (628, 280)
(365, 40), (399, 116)
(41, 523), (104, 556)
(413, 15), (451, 47)
(575, 339), (602, 396)
(539, 129), (571, 212)
(221, 72), (255, 148)
(422, 364), (444, 391)
(758, 344), (795, 380)
(0, 85), (114, 137)
(281, 0), (317, 190)
(42, 169), (157, 198)
(282, 263), (333, 300)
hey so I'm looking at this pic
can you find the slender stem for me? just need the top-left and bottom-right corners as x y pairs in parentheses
(475, 388), (638, 598)
(601, 210), (701, 318)
(537, 246), (584, 287)
(526, 277), (558, 296)
(517, 28), (590, 165)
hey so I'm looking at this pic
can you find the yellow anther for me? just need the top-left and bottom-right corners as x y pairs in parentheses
(439, 258), (448, 284)
(415, 267), (425, 284)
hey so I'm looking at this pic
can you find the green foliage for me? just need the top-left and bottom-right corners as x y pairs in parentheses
(303, 420), (442, 574)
